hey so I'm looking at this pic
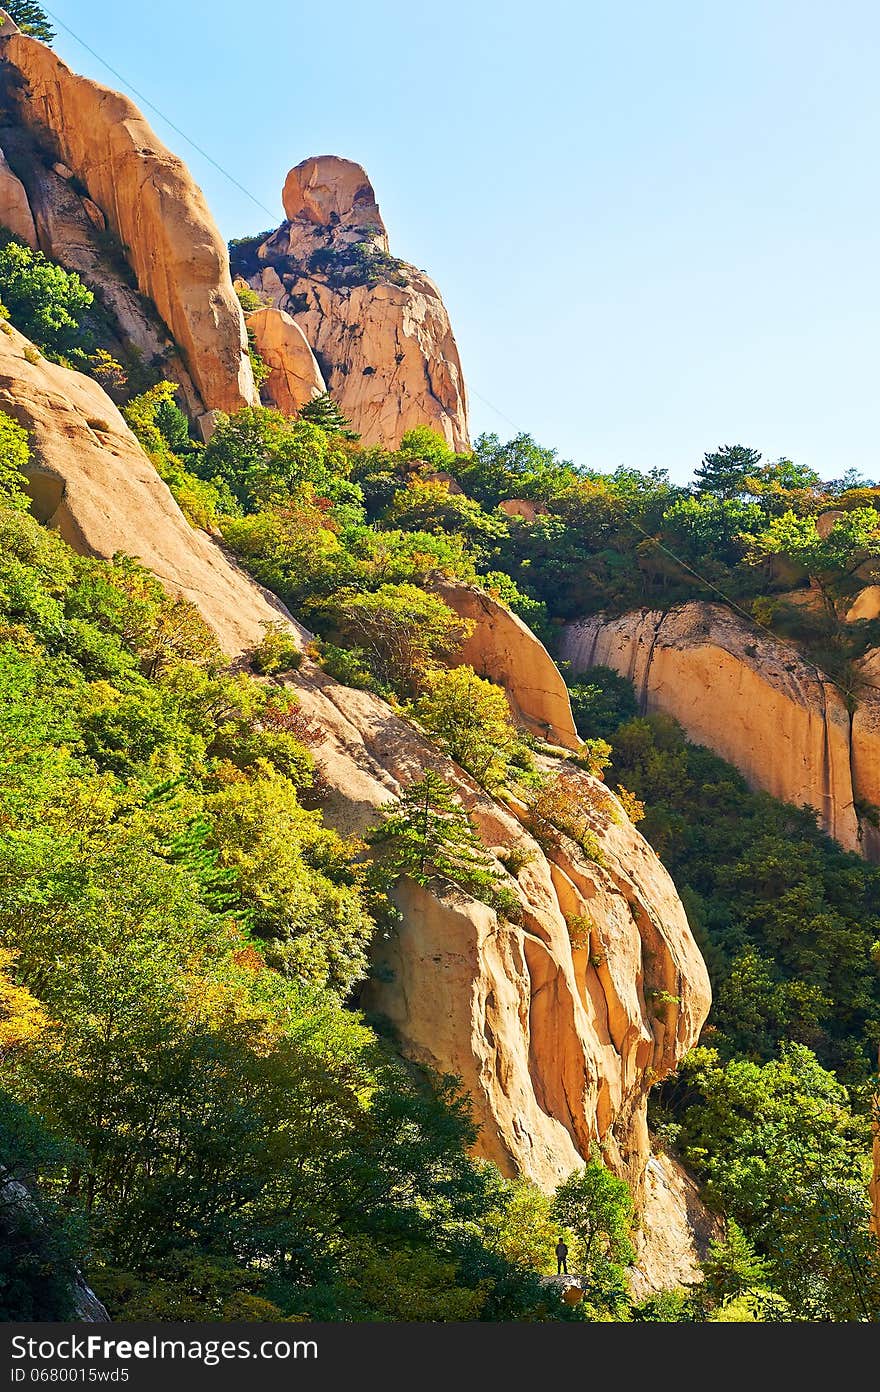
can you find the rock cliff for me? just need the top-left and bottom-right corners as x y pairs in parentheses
(0, 326), (709, 1243)
(560, 603), (875, 855)
(0, 322), (304, 657)
(238, 156), (470, 451)
(435, 577), (581, 750)
(246, 305), (326, 414)
(0, 32), (257, 426)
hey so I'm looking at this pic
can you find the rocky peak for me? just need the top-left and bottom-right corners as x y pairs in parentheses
(283, 155), (387, 244)
(238, 156), (470, 451)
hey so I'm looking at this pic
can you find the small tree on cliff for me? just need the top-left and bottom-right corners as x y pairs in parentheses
(3, 2), (55, 43)
(368, 770), (519, 917)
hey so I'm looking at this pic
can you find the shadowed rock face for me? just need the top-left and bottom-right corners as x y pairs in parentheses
(241, 156), (470, 451)
(1, 32), (257, 425)
(560, 603), (880, 856)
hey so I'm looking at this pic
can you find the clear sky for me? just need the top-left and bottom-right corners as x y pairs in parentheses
(41, 1), (880, 483)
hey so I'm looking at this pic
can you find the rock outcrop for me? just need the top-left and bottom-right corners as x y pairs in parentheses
(435, 577), (580, 750)
(0, 323), (305, 658)
(240, 155), (470, 451)
(560, 604), (861, 850)
(300, 667), (711, 1198)
(0, 140), (36, 245)
(629, 1154), (721, 1301)
(0, 32), (257, 426)
(560, 603), (878, 855)
(246, 305), (326, 414)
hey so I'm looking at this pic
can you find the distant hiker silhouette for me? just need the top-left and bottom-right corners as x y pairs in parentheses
(556, 1237), (569, 1275)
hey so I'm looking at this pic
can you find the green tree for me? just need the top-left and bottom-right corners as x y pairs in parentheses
(0, 411), (30, 511)
(369, 770), (515, 913)
(693, 444), (762, 498)
(413, 665), (521, 789)
(668, 1044), (880, 1321)
(566, 665), (638, 741)
(3, 2), (54, 42)
(398, 425), (456, 469)
(454, 432), (581, 506)
(0, 239), (92, 356)
(299, 392), (360, 440)
(701, 1220), (770, 1307)
(551, 1160), (635, 1311)
(330, 582), (471, 695)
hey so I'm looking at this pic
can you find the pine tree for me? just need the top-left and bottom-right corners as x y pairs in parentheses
(4, 2), (55, 43)
(299, 391), (360, 440)
(369, 771), (519, 917)
(693, 444), (762, 498)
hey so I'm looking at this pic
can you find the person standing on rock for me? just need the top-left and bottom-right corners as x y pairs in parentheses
(555, 1237), (569, 1275)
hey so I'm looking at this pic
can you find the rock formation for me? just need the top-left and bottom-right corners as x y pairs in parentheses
(0, 32), (257, 427)
(0, 323), (305, 658)
(246, 305), (325, 414)
(561, 603), (867, 853)
(238, 155), (470, 451)
(435, 577), (581, 750)
(0, 326), (710, 1248)
(0, 140), (36, 246)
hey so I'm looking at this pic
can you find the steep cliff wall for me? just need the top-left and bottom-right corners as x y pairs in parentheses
(0, 32), (257, 425)
(241, 156), (470, 451)
(561, 604), (867, 854)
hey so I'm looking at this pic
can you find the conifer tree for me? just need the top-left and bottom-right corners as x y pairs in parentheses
(693, 444), (762, 498)
(299, 391), (360, 440)
(4, 2), (55, 43)
(369, 771), (519, 918)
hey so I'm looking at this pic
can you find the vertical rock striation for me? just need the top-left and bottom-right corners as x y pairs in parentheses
(561, 603), (865, 854)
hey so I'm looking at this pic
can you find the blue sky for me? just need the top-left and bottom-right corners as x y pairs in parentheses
(43, 1), (880, 483)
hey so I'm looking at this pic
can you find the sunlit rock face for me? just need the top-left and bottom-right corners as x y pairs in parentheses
(240, 155), (470, 451)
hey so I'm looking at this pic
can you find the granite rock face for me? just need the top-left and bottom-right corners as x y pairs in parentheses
(1, 32), (257, 425)
(241, 156), (470, 450)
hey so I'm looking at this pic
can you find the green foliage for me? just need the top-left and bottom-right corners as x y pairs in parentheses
(0, 410), (30, 511)
(124, 382), (225, 531)
(369, 771), (519, 918)
(3, 1), (54, 42)
(399, 425), (456, 469)
(664, 1045), (880, 1320)
(551, 1160), (635, 1312)
(198, 407), (361, 513)
(299, 392), (360, 440)
(454, 431), (582, 507)
(0, 237), (93, 357)
(566, 665), (639, 741)
(329, 583), (471, 696)
(605, 706), (880, 1077)
(693, 444), (763, 498)
(413, 665), (527, 789)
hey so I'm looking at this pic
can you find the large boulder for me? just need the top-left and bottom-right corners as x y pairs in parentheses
(242, 156), (470, 451)
(283, 155), (385, 236)
(435, 577), (580, 750)
(246, 305), (326, 414)
(0, 33), (257, 424)
(560, 604), (865, 854)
